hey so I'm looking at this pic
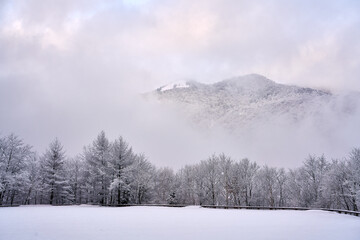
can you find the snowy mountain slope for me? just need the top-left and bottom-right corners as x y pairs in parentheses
(157, 81), (190, 92)
(147, 74), (359, 131)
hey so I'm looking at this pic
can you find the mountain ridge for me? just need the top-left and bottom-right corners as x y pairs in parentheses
(157, 74), (331, 96)
(148, 74), (358, 132)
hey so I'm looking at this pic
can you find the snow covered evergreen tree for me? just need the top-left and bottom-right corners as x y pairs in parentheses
(109, 136), (134, 205)
(84, 131), (111, 204)
(40, 139), (71, 205)
(66, 156), (86, 204)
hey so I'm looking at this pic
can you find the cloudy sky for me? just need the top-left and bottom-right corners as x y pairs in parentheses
(1, 0), (360, 168)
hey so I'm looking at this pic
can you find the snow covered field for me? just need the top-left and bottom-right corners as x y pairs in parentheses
(1, 206), (359, 240)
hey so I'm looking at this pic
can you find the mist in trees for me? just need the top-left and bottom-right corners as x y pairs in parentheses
(0, 132), (359, 211)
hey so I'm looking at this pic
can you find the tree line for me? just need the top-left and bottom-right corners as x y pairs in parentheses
(0, 131), (359, 211)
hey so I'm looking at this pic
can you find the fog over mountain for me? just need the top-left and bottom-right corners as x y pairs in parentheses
(1, 0), (360, 169)
(142, 74), (360, 168)
(151, 74), (335, 130)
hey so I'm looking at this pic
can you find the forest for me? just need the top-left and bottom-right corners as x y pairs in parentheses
(0, 131), (359, 211)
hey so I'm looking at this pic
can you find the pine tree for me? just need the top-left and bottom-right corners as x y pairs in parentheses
(109, 136), (133, 205)
(67, 156), (86, 204)
(84, 131), (111, 205)
(41, 139), (71, 205)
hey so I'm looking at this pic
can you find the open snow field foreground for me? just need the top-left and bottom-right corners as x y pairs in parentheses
(1, 206), (360, 240)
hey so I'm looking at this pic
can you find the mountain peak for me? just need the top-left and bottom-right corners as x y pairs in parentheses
(216, 74), (275, 90)
(149, 74), (345, 130)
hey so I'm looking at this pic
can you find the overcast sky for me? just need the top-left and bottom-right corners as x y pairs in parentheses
(1, 0), (360, 168)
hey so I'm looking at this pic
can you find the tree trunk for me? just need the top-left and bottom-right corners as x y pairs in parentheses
(50, 189), (54, 205)
(23, 187), (33, 205)
(10, 190), (16, 205)
(0, 191), (4, 205)
(117, 184), (121, 205)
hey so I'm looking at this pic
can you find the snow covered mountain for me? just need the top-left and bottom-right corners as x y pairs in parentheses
(147, 74), (359, 132)
(157, 81), (190, 92)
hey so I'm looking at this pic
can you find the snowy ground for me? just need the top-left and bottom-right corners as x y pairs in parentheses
(1, 205), (359, 240)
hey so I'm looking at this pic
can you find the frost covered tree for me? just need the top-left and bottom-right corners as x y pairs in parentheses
(257, 166), (278, 207)
(235, 158), (259, 206)
(40, 139), (71, 205)
(66, 156), (86, 204)
(276, 168), (287, 207)
(0, 134), (34, 205)
(322, 160), (352, 209)
(130, 154), (154, 204)
(218, 154), (233, 206)
(109, 136), (134, 205)
(1, 130), (360, 210)
(301, 155), (329, 207)
(348, 148), (360, 211)
(200, 155), (221, 205)
(176, 165), (197, 205)
(84, 131), (111, 204)
(22, 155), (41, 205)
(287, 155), (330, 208)
(82, 132), (155, 205)
(154, 167), (176, 204)
(287, 168), (304, 207)
(193, 164), (207, 205)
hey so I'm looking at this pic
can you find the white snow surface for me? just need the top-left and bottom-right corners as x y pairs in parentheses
(1, 205), (359, 240)
(159, 81), (190, 92)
